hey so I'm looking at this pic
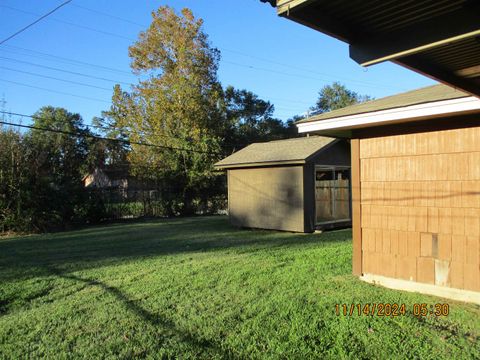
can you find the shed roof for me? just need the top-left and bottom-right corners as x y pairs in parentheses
(214, 136), (336, 169)
(297, 84), (470, 124)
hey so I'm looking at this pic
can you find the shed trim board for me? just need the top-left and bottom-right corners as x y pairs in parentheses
(297, 96), (480, 134)
(351, 139), (362, 276)
(216, 159), (306, 169)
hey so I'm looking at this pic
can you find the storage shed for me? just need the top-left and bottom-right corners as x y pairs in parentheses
(296, 85), (480, 303)
(214, 137), (351, 233)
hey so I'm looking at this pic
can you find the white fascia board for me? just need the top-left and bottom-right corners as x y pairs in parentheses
(297, 96), (480, 133)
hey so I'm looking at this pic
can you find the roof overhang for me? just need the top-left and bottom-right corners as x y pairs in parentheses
(276, 0), (480, 97)
(296, 96), (480, 137)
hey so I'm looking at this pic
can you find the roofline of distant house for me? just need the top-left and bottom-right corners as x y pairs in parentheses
(297, 96), (480, 134)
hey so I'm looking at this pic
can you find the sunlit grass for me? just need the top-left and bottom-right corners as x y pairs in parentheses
(0, 216), (478, 358)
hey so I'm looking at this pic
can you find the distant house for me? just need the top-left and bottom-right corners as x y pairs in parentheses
(83, 165), (152, 192)
(215, 136), (351, 232)
(83, 166), (130, 189)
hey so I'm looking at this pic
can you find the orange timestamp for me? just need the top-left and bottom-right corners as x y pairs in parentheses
(335, 303), (450, 317)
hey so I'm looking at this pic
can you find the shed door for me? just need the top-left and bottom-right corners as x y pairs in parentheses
(315, 167), (351, 224)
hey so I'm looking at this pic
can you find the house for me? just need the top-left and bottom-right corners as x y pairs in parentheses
(301, 84), (480, 303)
(215, 136), (350, 232)
(83, 165), (151, 192)
(83, 166), (130, 189)
(265, 0), (480, 304)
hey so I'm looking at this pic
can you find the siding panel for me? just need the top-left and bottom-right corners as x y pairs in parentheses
(360, 125), (480, 292)
(228, 166), (305, 232)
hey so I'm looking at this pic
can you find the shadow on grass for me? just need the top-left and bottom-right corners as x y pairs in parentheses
(0, 216), (351, 280)
(46, 266), (227, 358)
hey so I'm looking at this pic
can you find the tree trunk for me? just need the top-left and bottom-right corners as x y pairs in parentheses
(181, 188), (195, 216)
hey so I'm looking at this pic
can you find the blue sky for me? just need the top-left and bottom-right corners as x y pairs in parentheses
(0, 0), (436, 126)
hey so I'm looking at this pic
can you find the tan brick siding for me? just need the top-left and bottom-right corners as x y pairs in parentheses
(360, 126), (480, 292)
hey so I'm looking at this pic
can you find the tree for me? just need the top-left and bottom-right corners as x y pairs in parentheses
(92, 85), (131, 166)
(0, 106), (106, 231)
(0, 128), (29, 231)
(312, 82), (372, 114)
(100, 7), (307, 216)
(284, 115), (306, 138)
(110, 6), (225, 215)
(223, 85), (297, 150)
(24, 107), (95, 229)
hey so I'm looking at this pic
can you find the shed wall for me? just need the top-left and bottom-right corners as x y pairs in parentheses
(311, 139), (351, 166)
(228, 166), (305, 232)
(360, 125), (480, 292)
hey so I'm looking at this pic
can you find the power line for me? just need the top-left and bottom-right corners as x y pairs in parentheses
(221, 60), (400, 91)
(0, 41), (359, 96)
(1, 110), (115, 133)
(0, 55), (311, 109)
(0, 55), (307, 106)
(1, 5), (405, 91)
(0, 56), (133, 86)
(222, 54), (402, 91)
(0, 110), (181, 143)
(0, 119), (224, 156)
(219, 47), (400, 89)
(1, 5), (132, 42)
(1, 74), (302, 116)
(53, 2), (405, 90)
(0, 5), (311, 119)
(2, 42), (390, 97)
(0, 56), (311, 105)
(0, 111), (251, 150)
(0, 66), (113, 91)
(0, 6), (388, 112)
(0, 0), (72, 45)
(0, 79), (111, 104)
(0, 54), (311, 107)
(2, 45), (133, 75)
(8, 44), (390, 92)
(70, 3), (145, 27)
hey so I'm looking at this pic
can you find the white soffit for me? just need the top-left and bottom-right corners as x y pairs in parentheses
(297, 96), (480, 133)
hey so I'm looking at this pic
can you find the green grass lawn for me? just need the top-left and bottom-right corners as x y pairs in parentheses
(0, 216), (478, 359)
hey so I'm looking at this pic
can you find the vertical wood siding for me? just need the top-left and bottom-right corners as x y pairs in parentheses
(360, 126), (480, 291)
